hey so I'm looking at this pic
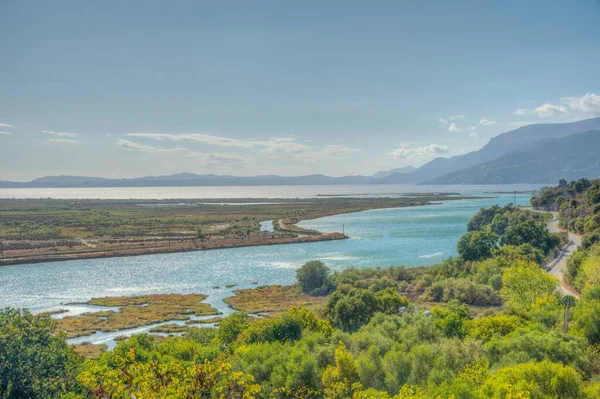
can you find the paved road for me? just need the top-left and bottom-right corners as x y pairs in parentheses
(523, 209), (581, 297)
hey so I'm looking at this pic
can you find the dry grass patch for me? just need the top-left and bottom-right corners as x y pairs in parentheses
(224, 284), (327, 317)
(57, 294), (218, 338)
(72, 343), (107, 359)
(149, 323), (191, 334)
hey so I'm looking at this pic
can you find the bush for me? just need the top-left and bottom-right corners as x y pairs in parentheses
(296, 261), (333, 296)
(326, 288), (379, 332)
(423, 278), (502, 306)
(0, 308), (82, 398)
(480, 360), (586, 399)
(217, 311), (249, 346)
(457, 231), (500, 261)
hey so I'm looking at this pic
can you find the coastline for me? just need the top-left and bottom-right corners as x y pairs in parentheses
(0, 232), (347, 267)
(0, 195), (482, 267)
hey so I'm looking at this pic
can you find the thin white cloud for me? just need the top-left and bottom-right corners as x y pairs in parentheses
(535, 103), (567, 117)
(513, 108), (529, 116)
(0, 131), (11, 136)
(479, 118), (496, 126)
(390, 144), (450, 160)
(0, 123), (15, 128)
(117, 139), (182, 153)
(469, 132), (478, 138)
(42, 130), (78, 138)
(125, 132), (357, 160)
(295, 145), (359, 161)
(126, 132), (311, 154)
(448, 123), (475, 133)
(438, 115), (464, 124)
(508, 121), (535, 127)
(561, 93), (600, 116)
(185, 152), (248, 167)
(48, 138), (77, 144)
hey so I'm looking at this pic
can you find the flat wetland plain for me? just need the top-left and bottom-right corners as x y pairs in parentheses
(0, 195), (477, 265)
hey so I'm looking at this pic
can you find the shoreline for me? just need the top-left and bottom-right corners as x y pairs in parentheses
(0, 232), (347, 267)
(0, 195), (482, 267)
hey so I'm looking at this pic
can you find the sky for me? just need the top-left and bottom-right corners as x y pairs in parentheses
(1, 0), (599, 181)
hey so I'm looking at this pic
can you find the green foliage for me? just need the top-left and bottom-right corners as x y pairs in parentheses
(374, 287), (410, 315)
(493, 244), (544, 266)
(236, 315), (303, 346)
(217, 311), (249, 346)
(572, 294), (600, 345)
(480, 360), (586, 399)
(0, 309), (82, 398)
(465, 314), (524, 341)
(297, 260), (333, 296)
(423, 278), (502, 305)
(502, 219), (559, 254)
(326, 288), (379, 332)
(457, 231), (500, 261)
(79, 347), (261, 398)
(431, 300), (472, 338)
(321, 342), (360, 399)
(468, 205), (514, 232)
(500, 260), (559, 312)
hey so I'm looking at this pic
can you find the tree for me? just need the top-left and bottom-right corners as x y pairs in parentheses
(431, 299), (472, 338)
(217, 311), (249, 347)
(500, 260), (558, 312)
(296, 260), (332, 295)
(480, 360), (585, 399)
(0, 308), (82, 398)
(502, 219), (554, 253)
(572, 296), (600, 345)
(326, 288), (379, 332)
(561, 295), (577, 333)
(456, 231), (500, 261)
(374, 287), (409, 315)
(78, 349), (261, 398)
(321, 342), (359, 399)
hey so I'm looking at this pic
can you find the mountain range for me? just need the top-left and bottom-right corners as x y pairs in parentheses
(1, 118), (599, 187)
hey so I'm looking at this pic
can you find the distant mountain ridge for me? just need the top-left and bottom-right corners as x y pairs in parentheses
(371, 166), (416, 179)
(378, 117), (600, 184)
(0, 173), (377, 188)
(2, 118), (600, 187)
(427, 130), (600, 184)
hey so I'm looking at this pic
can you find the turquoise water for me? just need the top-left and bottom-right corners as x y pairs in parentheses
(0, 192), (530, 317)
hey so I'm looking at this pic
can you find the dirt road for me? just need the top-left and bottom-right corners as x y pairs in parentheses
(523, 208), (581, 297)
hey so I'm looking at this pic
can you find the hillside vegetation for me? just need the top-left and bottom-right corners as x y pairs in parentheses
(532, 178), (600, 293)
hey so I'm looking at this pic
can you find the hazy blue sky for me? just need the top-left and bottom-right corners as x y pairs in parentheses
(1, 0), (599, 180)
